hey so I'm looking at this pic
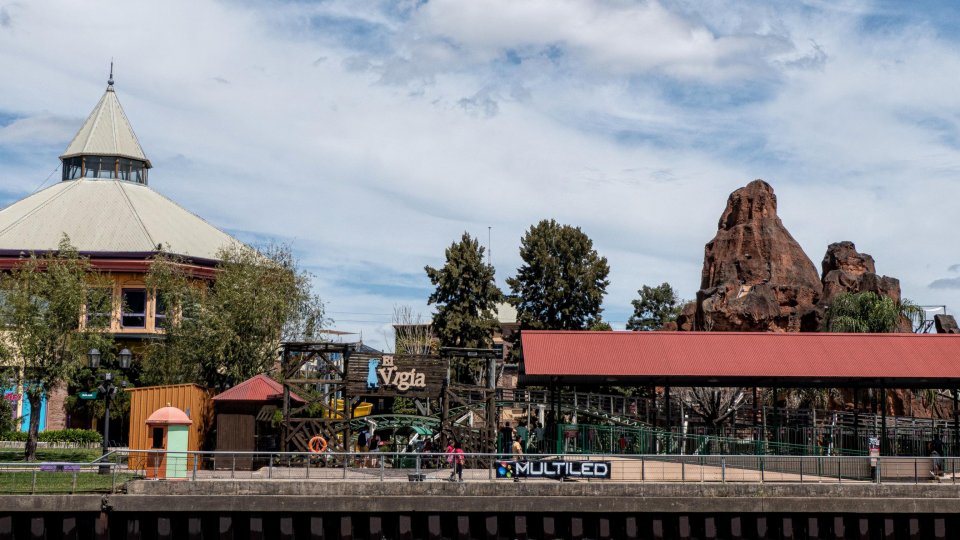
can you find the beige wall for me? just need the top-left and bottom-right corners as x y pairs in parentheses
(81, 271), (165, 335)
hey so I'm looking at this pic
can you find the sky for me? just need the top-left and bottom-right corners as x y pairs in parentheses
(1, 0), (959, 350)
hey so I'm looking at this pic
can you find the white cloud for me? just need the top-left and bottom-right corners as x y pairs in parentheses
(0, 0), (959, 348)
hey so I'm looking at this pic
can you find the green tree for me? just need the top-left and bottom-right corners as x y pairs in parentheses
(627, 282), (683, 331)
(589, 320), (613, 331)
(425, 232), (504, 349)
(507, 219), (610, 330)
(144, 244), (326, 390)
(824, 291), (922, 333)
(0, 236), (114, 460)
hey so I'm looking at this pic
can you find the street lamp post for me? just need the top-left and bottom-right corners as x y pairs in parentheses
(88, 348), (132, 461)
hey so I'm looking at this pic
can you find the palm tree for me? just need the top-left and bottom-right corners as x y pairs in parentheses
(824, 291), (923, 333)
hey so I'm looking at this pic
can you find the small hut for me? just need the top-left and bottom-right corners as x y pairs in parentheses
(127, 384), (212, 469)
(211, 374), (304, 467)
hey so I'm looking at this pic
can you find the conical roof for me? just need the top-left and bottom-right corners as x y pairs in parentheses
(59, 84), (151, 167)
(0, 179), (241, 260)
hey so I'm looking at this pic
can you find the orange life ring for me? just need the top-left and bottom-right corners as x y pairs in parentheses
(308, 436), (327, 453)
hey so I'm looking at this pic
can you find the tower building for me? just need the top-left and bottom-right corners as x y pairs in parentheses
(0, 73), (240, 431)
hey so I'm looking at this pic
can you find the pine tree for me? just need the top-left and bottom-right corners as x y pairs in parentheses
(507, 219), (610, 330)
(425, 232), (504, 348)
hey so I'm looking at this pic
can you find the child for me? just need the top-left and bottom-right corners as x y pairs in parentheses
(447, 441), (465, 482)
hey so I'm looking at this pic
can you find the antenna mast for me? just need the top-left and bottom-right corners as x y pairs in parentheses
(487, 226), (492, 267)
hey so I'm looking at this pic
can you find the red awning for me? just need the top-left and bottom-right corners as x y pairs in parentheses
(212, 374), (304, 403)
(520, 331), (960, 388)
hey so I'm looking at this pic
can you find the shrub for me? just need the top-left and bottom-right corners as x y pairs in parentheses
(0, 429), (101, 444)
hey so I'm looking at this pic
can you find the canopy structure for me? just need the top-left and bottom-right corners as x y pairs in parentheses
(520, 330), (960, 389)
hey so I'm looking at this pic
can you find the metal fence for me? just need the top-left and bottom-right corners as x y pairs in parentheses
(553, 422), (960, 457)
(90, 450), (960, 486)
(0, 461), (134, 494)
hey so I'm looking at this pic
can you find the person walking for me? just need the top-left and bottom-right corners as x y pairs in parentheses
(517, 422), (529, 449)
(448, 441), (465, 482)
(356, 429), (368, 468)
(931, 434), (945, 481)
(533, 422), (545, 452)
(499, 422), (514, 456)
(511, 435), (524, 483)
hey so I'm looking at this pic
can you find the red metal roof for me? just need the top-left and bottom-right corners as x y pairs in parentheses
(212, 374), (304, 403)
(520, 331), (960, 387)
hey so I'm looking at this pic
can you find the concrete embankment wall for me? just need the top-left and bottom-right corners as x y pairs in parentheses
(2, 482), (960, 538)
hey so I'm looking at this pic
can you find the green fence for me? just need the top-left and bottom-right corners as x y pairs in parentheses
(555, 423), (870, 456)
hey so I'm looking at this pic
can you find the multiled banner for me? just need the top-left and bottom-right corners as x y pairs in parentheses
(496, 460), (612, 479)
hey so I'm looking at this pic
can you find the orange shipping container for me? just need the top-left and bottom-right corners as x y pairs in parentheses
(126, 384), (212, 469)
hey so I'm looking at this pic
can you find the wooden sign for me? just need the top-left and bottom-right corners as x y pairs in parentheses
(346, 355), (446, 398)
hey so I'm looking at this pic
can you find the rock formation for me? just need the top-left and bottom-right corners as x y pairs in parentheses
(820, 241), (901, 304)
(676, 181), (918, 334)
(819, 241), (910, 332)
(935, 314), (960, 334)
(690, 179), (822, 332)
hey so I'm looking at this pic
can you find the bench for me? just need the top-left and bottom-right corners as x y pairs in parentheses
(39, 462), (81, 473)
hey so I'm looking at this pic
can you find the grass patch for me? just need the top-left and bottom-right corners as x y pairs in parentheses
(0, 448), (101, 463)
(0, 471), (141, 493)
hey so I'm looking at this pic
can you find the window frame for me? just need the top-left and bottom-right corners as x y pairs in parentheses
(120, 288), (147, 329)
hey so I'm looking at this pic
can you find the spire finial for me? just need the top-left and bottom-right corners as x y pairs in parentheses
(107, 60), (114, 90)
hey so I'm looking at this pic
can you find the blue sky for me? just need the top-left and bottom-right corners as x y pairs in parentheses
(1, 0), (959, 349)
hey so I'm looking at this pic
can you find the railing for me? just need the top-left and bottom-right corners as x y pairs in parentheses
(555, 423), (869, 456)
(92, 450), (960, 485)
(0, 461), (135, 494)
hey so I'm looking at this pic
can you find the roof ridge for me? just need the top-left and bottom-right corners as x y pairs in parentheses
(0, 181), (80, 240)
(113, 180), (157, 249)
(81, 94), (107, 154)
(109, 91), (149, 165)
(108, 93), (119, 154)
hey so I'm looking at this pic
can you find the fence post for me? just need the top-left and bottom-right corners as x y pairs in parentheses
(721, 457), (725, 483)
(192, 454), (198, 481)
(268, 454), (273, 479)
(305, 453), (310, 479)
(72, 469), (78, 494)
(799, 457), (803, 484)
(343, 452), (348, 479)
(31, 469), (37, 494)
(111, 463), (116, 493)
(641, 456), (645, 483)
(760, 455), (764, 483)
(232, 454), (236, 479)
(380, 454), (385, 482)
